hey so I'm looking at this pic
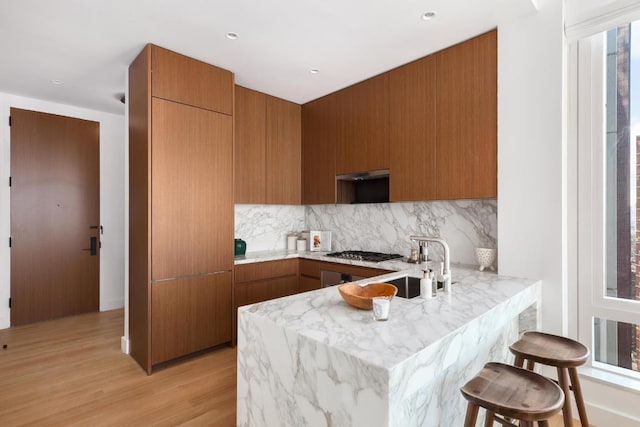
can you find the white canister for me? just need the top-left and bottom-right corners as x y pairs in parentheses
(287, 234), (298, 250)
(296, 238), (307, 251)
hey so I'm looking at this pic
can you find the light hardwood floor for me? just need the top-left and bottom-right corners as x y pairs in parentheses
(0, 309), (236, 426)
(0, 309), (584, 427)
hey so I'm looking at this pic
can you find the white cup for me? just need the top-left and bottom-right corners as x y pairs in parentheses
(372, 297), (390, 321)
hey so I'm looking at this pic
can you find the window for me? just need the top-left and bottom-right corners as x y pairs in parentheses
(577, 21), (640, 378)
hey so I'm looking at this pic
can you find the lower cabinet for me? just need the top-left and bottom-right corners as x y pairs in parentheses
(299, 259), (322, 291)
(234, 259), (299, 310)
(151, 272), (232, 365)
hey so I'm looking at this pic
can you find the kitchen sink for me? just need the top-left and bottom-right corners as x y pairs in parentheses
(387, 276), (422, 299)
(387, 275), (454, 299)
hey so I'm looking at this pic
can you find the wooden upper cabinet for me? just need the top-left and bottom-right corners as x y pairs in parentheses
(436, 30), (497, 199)
(302, 95), (337, 204)
(389, 55), (437, 202)
(234, 86), (302, 205)
(235, 86), (267, 204)
(151, 45), (233, 115)
(151, 98), (234, 280)
(335, 73), (390, 175)
(266, 96), (301, 204)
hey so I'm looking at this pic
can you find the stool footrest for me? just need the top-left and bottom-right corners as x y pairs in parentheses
(493, 414), (519, 426)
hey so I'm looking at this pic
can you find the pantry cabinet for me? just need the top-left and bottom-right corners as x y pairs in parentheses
(234, 85), (301, 204)
(435, 30), (497, 199)
(129, 44), (234, 374)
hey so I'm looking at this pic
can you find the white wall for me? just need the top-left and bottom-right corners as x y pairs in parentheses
(497, 0), (566, 335)
(0, 92), (125, 329)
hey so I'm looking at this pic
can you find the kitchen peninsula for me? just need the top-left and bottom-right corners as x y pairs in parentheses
(236, 262), (540, 426)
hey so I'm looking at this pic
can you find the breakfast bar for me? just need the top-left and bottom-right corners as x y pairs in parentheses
(236, 266), (540, 426)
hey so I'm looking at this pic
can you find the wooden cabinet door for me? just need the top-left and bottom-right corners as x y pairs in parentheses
(151, 98), (234, 280)
(436, 30), (497, 199)
(234, 86), (266, 203)
(151, 45), (233, 115)
(266, 95), (301, 204)
(151, 272), (232, 365)
(302, 95), (337, 204)
(335, 73), (389, 174)
(234, 259), (299, 315)
(389, 56), (437, 201)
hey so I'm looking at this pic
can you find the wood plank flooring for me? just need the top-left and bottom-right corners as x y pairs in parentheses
(0, 309), (236, 426)
(0, 309), (585, 427)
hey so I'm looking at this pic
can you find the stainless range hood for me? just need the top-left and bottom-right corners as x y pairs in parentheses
(336, 169), (389, 204)
(336, 169), (389, 181)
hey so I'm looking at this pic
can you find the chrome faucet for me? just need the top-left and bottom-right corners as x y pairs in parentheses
(409, 235), (452, 290)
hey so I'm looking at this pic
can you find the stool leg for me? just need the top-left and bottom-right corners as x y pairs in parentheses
(514, 355), (525, 368)
(464, 402), (480, 427)
(569, 367), (590, 427)
(484, 410), (494, 426)
(557, 367), (573, 427)
(526, 359), (535, 371)
(538, 421), (550, 427)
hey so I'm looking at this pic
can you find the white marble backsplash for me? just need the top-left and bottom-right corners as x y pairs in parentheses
(235, 204), (306, 252)
(234, 200), (497, 265)
(305, 200), (497, 265)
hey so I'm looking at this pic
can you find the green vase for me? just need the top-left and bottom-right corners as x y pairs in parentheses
(234, 239), (247, 256)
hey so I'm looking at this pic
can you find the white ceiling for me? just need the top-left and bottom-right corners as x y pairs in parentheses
(0, 0), (537, 115)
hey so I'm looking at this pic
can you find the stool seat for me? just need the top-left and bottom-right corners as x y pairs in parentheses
(510, 331), (589, 368)
(510, 331), (590, 427)
(461, 362), (565, 423)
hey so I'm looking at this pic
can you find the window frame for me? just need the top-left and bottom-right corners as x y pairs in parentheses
(576, 30), (640, 380)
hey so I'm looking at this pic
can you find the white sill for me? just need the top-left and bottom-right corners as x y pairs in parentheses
(578, 365), (640, 395)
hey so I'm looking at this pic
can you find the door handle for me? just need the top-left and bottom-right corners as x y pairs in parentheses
(82, 237), (98, 256)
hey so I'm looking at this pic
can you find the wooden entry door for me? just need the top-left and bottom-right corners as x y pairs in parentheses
(10, 108), (100, 326)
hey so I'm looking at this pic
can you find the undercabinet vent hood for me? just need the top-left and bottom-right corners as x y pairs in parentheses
(336, 169), (389, 181)
(336, 169), (389, 204)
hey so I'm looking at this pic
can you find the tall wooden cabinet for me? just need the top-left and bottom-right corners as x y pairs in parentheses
(389, 55), (437, 201)
(129, 44), (234, 374)
(436, 30), (497, 199)
(234, 85), (301, 205)
(334, 74), (390, 175)
(302, 95), (337, 204)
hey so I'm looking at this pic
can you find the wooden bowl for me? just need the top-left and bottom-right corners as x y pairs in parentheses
(337, 283), (398, 310)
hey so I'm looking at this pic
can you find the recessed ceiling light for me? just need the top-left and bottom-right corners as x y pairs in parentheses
(421, 11), (437, 20)
(226, 32), (238, 40)
(310, 69), (320, 74)
(50, 79), (63, 85)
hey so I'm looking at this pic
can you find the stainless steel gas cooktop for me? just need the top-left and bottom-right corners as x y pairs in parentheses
(325, 250), (403, 263)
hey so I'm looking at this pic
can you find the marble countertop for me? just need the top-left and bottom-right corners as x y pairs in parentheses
(239, 265), (540, 370)
(234, 248), (446, 272)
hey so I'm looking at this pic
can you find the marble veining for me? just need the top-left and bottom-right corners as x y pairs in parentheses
(234, 199), (497, 267)
(235, 204), (305, 252)
(305, 199), (497, 266)
(237, 264), (539, 426)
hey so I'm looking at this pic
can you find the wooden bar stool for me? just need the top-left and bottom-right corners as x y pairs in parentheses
(461, 362), (564, 427)
(510, 331), (590, 427)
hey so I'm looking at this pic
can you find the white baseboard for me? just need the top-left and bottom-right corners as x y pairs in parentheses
(100, 298), (124, 312)
(121, 336), (130, 354)
(586, 401), (640, 426)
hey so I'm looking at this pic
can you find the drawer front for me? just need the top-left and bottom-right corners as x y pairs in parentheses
(299, 276), (321, 292)
(235, 259), (298, 283)
(299, 259), (322, 278)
